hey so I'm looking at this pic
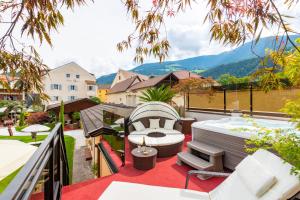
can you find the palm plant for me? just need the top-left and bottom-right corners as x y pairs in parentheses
(139, 84), (175, 103)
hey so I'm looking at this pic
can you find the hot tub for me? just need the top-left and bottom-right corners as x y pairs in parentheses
(192, 117), (298, 170)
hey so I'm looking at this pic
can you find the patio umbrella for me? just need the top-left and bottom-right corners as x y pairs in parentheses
(0, 107), (7, 113)
(22, 124), (50, 142)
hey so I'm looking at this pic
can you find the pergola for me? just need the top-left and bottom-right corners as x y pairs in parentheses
(47, 98), (98, 115)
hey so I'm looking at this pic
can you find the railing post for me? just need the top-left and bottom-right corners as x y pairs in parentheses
(187, 93), (190, 110)
(250, 83), (253, 116)
(45, 137), (54, 200)
(223, 88), (227, 113)
(60, 125), (69, 185)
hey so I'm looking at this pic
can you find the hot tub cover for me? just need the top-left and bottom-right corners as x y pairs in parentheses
(129, 102), (180, 122)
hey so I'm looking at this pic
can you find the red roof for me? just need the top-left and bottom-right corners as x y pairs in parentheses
(109, 76), (141, 94)
(172, 71), (203, 79)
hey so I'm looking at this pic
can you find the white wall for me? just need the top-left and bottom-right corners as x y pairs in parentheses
(107, 88), (185, 107)
(43, 62), (96, 105)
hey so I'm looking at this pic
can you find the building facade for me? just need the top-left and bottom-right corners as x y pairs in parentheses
(97, 84), (111, 103)
(43, 62), (97, 105)
(106, 71), (202, 107)
(0, 75), (22, 101)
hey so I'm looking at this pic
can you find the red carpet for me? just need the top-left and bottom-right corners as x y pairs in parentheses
(62, 135), (225, 200)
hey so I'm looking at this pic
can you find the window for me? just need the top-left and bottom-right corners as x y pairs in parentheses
(88, 85), (94, 91)
(3, 95), (16, 100)
(118, 76), (121, 80)
(69, 96), (76, 101)
(51, 96), (59, 101)
(51, 84), (62, 90)
(76, 74), (80, 79)
(66, 74), (70, 78)
(69, 85), (77, 91)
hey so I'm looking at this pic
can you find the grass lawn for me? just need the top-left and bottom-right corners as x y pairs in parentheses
(0, 134), (75, 193)
(0, 168), (21, 193)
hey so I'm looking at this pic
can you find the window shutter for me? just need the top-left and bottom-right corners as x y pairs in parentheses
(59, 84), (62, 90)
(50, 84), (53, 90)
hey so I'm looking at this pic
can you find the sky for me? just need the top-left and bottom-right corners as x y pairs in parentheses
(23, 1), (300, 78)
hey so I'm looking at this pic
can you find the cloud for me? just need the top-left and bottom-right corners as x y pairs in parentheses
(167, 24), (231, 60)
(20, 1), (300, 78)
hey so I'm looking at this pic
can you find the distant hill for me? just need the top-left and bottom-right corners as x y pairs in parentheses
(97, 34), (300, 84)
(200, 58), (261, 79)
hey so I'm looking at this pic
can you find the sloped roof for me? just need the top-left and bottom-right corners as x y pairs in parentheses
(129, 73), (178, 91)
(80, 103), (135, 138)
(47, 98), (98, 113)
(109, 76), (141, 94)
(118, 69), (149, 81)
(172, 70), (203, 79)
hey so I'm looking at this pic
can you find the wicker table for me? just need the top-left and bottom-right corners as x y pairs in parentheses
(131, 147), (158, 170)
(180, 118), (197, 135)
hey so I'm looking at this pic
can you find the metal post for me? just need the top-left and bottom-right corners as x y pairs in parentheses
(250, 83), (253, 116)
(223, 88), (227, 113)
(187, 93), (190, 110)
(45, 138), (54, 200)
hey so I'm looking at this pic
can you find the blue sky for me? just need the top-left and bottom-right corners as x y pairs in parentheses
(26, 1), (300, 77)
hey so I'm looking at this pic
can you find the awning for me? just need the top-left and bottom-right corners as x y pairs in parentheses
(80, 103), (135, 138)
(129, 101), (180, 123)
(47, 98), (98, 114)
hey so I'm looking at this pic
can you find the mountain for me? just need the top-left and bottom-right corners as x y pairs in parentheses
(97, 35), (300, 84)
(200, 57), (261, 79)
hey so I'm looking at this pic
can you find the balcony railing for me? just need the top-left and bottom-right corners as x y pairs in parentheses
(0, 123), (69, 200)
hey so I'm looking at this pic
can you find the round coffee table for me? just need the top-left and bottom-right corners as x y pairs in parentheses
(131, 147), (158, 170)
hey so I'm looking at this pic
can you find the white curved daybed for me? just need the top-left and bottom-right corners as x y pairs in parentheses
(127, 102), (185, 157)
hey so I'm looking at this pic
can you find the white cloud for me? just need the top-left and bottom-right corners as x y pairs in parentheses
(15, 1), (300, 78)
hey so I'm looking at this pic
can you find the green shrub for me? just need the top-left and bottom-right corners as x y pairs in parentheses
(43, 122), (56, 130)
(245, 122), (300, 180)
(15, 125), (28, 132)
(19, 112), (25, 127)
(72, 112), (80, 122)
(59, 100), (64, 127)
(90, 96), (101, 104)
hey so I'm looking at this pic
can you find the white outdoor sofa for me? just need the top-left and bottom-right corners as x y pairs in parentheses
(127, 102), (185, 157)
(99, 149), (300, 200)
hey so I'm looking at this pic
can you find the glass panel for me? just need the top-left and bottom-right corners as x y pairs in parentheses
(226, 89), (250, 111)
(189, 92), (224, 110)
(253, 88), (300, 112)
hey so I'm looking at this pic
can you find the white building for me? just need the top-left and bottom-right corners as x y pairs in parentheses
(43, 62), (97, 105)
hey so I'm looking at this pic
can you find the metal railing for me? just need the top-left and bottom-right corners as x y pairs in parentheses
(0, 123), (69, 200)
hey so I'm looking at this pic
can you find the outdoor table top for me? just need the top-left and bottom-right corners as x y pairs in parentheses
(131, 147), (157, 158)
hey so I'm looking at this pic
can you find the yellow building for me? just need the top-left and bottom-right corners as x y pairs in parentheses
(97, 84), (111, 102)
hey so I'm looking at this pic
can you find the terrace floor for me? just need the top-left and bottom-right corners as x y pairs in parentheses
(62, 134), (226, 200)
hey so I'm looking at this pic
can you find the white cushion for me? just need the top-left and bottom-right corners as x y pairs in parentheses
(99, 181), (210, 200)
(129, 129), (182, 137)
(164, 119), (176, 130)
(149, 119), (160, 129)
(251, 149), (300, 200)
(210, 149), (300, 200)
(235, 156), (277, 197)
(132, 121), (146, 131)
(128, 134), (184, 146)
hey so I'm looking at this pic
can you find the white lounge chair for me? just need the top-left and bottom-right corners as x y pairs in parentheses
(99, 149), (300, 200)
